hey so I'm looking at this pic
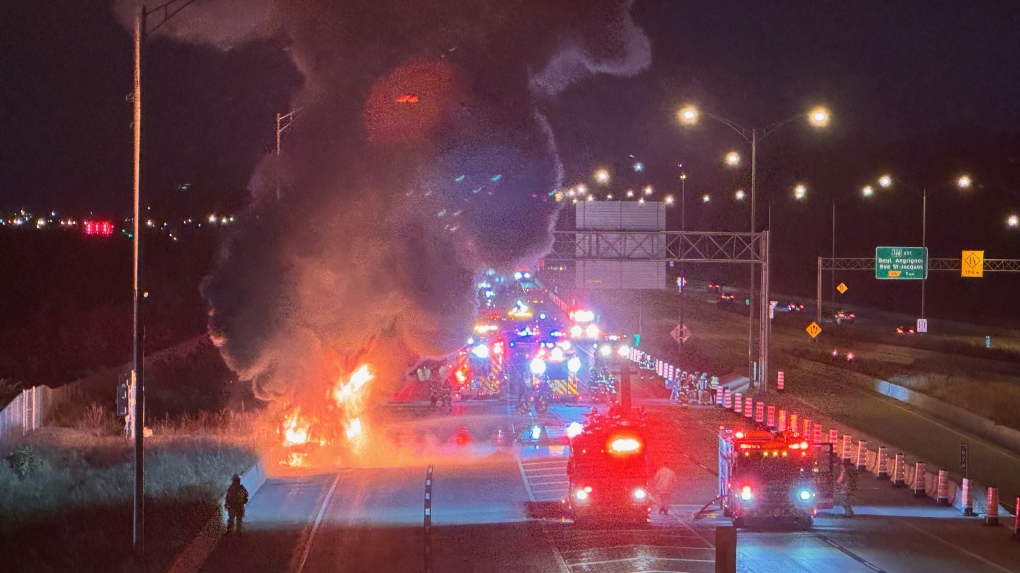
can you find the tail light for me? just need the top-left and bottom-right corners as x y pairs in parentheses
(609, 437), (642, 454)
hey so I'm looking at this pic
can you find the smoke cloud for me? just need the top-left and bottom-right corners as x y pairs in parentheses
(115, 0), (651, 401)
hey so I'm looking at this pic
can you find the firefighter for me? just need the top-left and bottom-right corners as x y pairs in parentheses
(225, 474), (249, 533)
(837, 462), (858, 516)
(653, 465), (678, 516)
(709, 376), (720, 403)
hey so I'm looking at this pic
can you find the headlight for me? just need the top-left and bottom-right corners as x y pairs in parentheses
(799, 489), (812, 501)
(585, 324), (600, 338)
(472, 344), (489, 359)
(570, 325), (583, 338)
(633, 488), (647, 500)
(530, 358), (547, 375)
(617, 345), (630, 357)
(567, 357), (582, 373)
(740, 485), (753, 501)
(599, 345), (612, 357)
(574, 489), (589, 500)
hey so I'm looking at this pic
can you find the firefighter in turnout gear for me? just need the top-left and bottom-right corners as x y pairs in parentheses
(226, 474), (249, 533)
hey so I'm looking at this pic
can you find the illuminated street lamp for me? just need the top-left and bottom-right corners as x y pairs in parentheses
(735, 189), (746, 201)
(1009, 214), (1019, 228)
(677, 102), (831, 389)
(643, 185), (654, 195)
(664, 195), (675, 205)
(595, 169), (611, 184)
(864, 173), (974, 320)
(626, 189), (635, 198)
(793, 184), (807, 200)
(862, 185), (874, 197)
(725, 151), (741, 166)
(702, 194), (711, 203)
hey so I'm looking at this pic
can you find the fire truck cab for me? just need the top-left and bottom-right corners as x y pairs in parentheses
(718, 428), (834, 529)
(529, 341), (583, 402)
(567, 416), (651, 524)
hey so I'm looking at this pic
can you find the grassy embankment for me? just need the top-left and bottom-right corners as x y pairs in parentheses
(0, 398), (262, 573)
(587, 288), (1020, 430)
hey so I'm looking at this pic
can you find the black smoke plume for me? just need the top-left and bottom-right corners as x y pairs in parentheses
(115, 0), (650, 400)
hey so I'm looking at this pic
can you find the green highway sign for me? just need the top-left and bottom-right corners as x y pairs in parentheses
(875, 246), (928, 280)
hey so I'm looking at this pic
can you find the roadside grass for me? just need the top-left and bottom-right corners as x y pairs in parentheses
(0, 407), (261, 572)
(586, 287), (1020, 432)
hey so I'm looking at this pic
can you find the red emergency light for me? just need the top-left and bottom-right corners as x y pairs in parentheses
(83, 220), (114, 237)
(608, 436), (642, 454)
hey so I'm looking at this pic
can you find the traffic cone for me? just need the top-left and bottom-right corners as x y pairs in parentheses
(813, 423), (822, 445)
(789, 414), (798, 435)
(733, 393), (742, 414)
(744, 397), (753, 419)
(828, 428), (838, 445)
(766, 406), (776, 428)
(961, 478), (976, 516)
(893, 453), (906, 487)
(777, 409), (786, 432)
(856, 440), (868, 471)
(841, 434), (852, 464)
(754, 401), (764, 423)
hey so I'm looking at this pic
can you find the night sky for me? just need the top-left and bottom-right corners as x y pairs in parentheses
(3, 0), (1020, 321)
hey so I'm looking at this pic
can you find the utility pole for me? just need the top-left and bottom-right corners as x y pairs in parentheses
(275, 109), (301, 201)
(748, 131), (758, 388)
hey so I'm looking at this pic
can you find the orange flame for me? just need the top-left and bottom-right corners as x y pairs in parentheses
(282, 406), (311, 446)
(333, 364), (374, 407)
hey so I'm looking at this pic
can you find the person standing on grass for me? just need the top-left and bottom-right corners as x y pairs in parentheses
(653, 465), (678, 516)
(226, 474), (249, 533)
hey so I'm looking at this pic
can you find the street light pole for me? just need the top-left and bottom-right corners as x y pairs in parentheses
(131, 7), (145, 555)
(275, 109), (301, 201)
(921, 188), (927, 319)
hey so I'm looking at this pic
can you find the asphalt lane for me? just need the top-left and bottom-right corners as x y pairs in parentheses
(198, 398), (1020, 573)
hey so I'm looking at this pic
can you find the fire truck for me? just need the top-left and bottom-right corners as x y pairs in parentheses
(528, 341), (583, 402)
(455, 337), (507, 398)
(718, 427), (835, 528)
(566, 413), (651, 523)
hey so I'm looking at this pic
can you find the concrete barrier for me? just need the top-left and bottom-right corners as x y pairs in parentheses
(165, 458), (267, 573)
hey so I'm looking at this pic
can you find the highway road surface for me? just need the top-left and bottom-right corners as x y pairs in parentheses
(196, 394), (1020, 573)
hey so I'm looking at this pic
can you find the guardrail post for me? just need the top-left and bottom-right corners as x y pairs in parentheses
(715, 525), (736, 573)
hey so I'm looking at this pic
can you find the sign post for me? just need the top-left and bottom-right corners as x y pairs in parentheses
(960, 442), (969, 479)
(917, 318), (928, 333)
(875, 247), (928, 280)
(836, 282), (848, 294)
(805, 322), (822, 339)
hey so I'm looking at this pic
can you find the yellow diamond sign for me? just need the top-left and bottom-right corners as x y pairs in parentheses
(806, 322), (822, 339)
(961, 250), (983, 278)
(836, 282), (848, 294)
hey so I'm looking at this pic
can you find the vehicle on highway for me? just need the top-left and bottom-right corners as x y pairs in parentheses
(567, 412), (650, 524)
(773, 301), (804, 313)
(455, 336), (507, 398)
(718, 292), (736, 303)
(831, 309), (856, 324)
(707, 282), (723, 293)
(895, 325), (916, 335)
(529, 341), (583, 402)
(718, 428), (834, 529)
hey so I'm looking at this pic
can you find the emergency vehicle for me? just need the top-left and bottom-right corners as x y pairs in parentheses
(718, 427), (835, 528)
(567, 414), (651, 523)
(455, 336), (507, 398)
(528, 341), (583, 402)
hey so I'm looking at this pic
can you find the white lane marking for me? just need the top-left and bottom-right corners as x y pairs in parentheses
(516, 457), (571, 573)
(293, 472), (342, 573)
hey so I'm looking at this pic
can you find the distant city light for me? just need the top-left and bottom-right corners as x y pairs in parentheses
(957, 175), (972, 189)
(633, 162), (643, 172)
(735, 189), (746, 201)
(794, 184), (807, 200)
(643, 186), (653, 195)
(862, 185), (874, 197)
(878, 175), (892, 188)
(702, 194), (711, 203)
(83, 220), (115, 237)
(1009, 214), (1019, 228)
(595, 169), (610, 184)
(664, 195), (675, 205)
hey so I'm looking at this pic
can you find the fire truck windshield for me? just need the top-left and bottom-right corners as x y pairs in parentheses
(736, 455), (810, 482)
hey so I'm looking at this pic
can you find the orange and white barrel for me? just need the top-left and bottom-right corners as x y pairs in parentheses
(984, 487), (999, 526)
(913, 461), (926, 497)
(767, 405), (776, 428)
(841, 434), (853, 464)
(893, 453), (906, 486)
(724, 389), (733, 409)
(876, 446), (889, 479)
(744, 397), (753, 418)
(777, 409), (787, 432)
(828, 428), (838, 445)
(733, 393), (742, 413)
(813, 423), (822, 444)
(856, 440), (868, 471)
(755, 402), (764, 423)
(803, 418), (812, 438)
(789, 414), (799, 435)
(936, 469), (950, 505)
(961, 478), (975, 516)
